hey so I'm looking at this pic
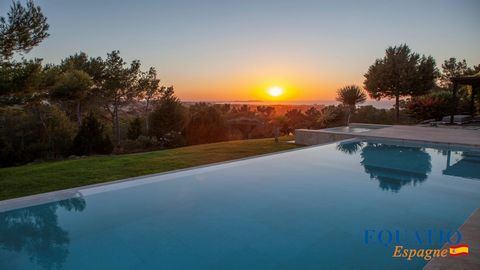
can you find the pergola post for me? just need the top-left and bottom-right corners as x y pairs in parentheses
(450, 82), (458, 124)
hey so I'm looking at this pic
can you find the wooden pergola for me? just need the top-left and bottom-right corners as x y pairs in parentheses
(450, 71), (480, 124)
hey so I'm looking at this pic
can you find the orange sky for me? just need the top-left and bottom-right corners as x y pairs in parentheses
(20, 1), (479, 103)
(169, 60), (366, 102)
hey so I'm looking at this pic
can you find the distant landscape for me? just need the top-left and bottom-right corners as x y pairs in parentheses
(0, 1), (478, 169)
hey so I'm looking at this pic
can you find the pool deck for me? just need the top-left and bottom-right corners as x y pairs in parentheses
(423, 208), (480, 270)
(363, 125), (480, 147)
(296, 125), (480, 148)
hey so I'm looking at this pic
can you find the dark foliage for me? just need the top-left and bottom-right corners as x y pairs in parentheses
(406, 91), (452, 121)
(0, 105), (74, 167)
(185, 103), (227, 145)
(364, 44), (438, 122)
(70, 113), (113, 155)
(149, 88), (187, 147)
(127, 117), (142, 140)
(0, 0), (49, 61)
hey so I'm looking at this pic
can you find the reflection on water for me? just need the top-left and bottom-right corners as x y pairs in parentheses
(338, 142), (432, 192)
(0, 195), (86, 270)
(336, 141), (364, 155)
(443, 151), (480, 180)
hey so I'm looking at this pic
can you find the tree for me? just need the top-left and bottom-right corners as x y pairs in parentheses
(70, 112), (113, 156)
(317, 105), (345, 128)
(351, 105), (396, 124)
(50, 70), (93, 126)
(60, 52), (105, 87)
(226, 117), (262, 139)
(0, 58), (44, 105)
(285, 109), (308, 132)
(336, 85), (366, 125)
(0, 104), (74, 166)
(0, 0), (49, 62)
(185, 103), (227, 145)
(304, 107), (321, 129)
(127, 117), (142, 140)
(149, 87), (187, 146)
(364, 44), (437, 122)
(137, 67), (163, 134)
(99, 50), (141, 145)
(439, 58), (468, 89)
(256, 106), (275, 118)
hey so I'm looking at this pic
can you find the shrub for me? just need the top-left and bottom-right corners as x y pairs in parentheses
(120, 136), (162, 153)
(0, 105), (75, 167)
(406, 92), (451, 121)
(127, 117), (142, 140)
(70, 113), (113, 155)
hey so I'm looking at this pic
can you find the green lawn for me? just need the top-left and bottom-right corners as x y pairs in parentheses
(0, 137), (301, 200)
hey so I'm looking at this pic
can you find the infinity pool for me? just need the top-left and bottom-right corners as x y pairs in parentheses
(1, 140), (479, 269)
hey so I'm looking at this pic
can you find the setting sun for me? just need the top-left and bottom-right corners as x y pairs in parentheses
(267, 86), (284, 97)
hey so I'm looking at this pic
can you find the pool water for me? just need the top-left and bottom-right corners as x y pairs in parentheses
(1, 140), (479, 269)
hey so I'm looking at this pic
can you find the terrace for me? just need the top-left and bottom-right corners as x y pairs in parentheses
(296, 124), (480, 147)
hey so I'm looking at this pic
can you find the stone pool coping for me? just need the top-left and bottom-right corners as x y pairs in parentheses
(423, 208), (480, 270)
(296, 125), (480, 148)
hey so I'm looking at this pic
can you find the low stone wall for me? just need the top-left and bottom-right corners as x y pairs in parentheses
(295, 129), (355, 145)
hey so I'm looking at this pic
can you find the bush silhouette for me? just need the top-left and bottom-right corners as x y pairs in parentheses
(127, 117), (142, 140)
(70, 113), (113, 155)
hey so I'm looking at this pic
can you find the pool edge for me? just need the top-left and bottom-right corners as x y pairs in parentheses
(0, 139), (356, 212)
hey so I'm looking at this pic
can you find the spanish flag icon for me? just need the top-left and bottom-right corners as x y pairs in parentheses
(449, 244), (469, 256)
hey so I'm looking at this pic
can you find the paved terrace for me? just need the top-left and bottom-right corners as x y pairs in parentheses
(361, 125), (480, 147)
(424, 208), (480, 270)
(296, 125), (480, 147)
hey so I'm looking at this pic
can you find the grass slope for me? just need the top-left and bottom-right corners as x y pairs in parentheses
(0, 137), (301, 200)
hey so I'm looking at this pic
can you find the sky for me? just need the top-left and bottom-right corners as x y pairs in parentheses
(2, 0), (479, 103)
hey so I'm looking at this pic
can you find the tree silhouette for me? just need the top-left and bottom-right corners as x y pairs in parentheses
(364, 44), (438, 122)
(336, 85), (366, 125)
(186, 103), (227, 144)
(100, 51), (141, 145)
(137, 67), (163, 135)
(0, 0), (49, 62)
(149, 87), (187, 146)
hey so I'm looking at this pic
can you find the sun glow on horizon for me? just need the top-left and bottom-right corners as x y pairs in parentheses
(267, 86), (284, 97)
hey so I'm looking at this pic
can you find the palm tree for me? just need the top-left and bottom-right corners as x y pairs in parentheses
(336, 85), (367, 125)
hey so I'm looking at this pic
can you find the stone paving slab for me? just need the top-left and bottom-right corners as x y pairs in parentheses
(361, 125), (480, 147)
(296, 125), (480, 147)
(424, 208), (480, 270)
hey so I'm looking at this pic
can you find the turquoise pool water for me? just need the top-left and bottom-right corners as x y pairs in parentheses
(1, 140), (479, 269)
